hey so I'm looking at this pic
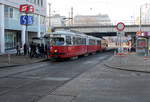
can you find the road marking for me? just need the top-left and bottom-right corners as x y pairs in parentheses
(43, 77), (70, 81)
(18, 76), (70, 81)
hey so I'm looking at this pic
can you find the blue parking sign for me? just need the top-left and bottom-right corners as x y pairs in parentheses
(20, 15), (34, 25)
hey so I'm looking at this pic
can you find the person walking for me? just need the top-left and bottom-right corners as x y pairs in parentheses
(16, 43), (21, 56)
(45, 43), (51, 58)
(30, 42), (34, 58)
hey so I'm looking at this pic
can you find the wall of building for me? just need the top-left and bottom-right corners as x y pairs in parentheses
(50, 14), (66, 27)
(73, 14), (112, 26)
(0, 0), (47, 52)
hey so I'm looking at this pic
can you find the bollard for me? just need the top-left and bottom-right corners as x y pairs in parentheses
(114, 50), (116, 56)
(8, 54), (10, 64)
(144, 54), (148, 69)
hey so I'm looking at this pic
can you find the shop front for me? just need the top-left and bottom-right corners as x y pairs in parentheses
(5, 30), (21, 50)
(136, 32), (150, 56)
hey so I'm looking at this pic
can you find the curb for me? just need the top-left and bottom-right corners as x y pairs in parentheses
(0, 59), (49, 69)
(104, 63), (150, 73)
(0, 64), (21, 69)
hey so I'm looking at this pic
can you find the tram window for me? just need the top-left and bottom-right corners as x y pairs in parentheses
(82, 38), (86, 45)
(66, 36), (72, 45)
(97, 40), (101, 45)
(89, 39), (95, 45)
(77, 37), (81, 45)
(51, 37), (64, 46)
(73, 37), (76, 45)
(84, 38), (86, 45)
(81, 38), (83, 45)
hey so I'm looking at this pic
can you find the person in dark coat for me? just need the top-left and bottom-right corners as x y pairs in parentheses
(41, 44), (45, 57)
(23, 43), (27, 56)
(30, 42), (35, 58)
(16, 43), (21, 56)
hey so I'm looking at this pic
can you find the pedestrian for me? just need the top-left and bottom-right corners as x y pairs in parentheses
(16, 42), (21, 56)
(23, 43), (27, 56)
(37, 44), (41, 57)
(41, 43), (45, 57)
(45, 43), (49, 58)
(30, 42), (34, 58)
(33, 43), (37, 58)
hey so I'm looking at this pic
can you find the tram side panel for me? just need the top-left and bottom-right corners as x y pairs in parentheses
(67, 37), (87, 57)
(67, 45), (87, 57)
(87, 39), (98, 53)
(50, 46), (68, 58)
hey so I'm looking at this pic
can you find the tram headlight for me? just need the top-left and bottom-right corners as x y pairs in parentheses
(54, 49), (58, 53)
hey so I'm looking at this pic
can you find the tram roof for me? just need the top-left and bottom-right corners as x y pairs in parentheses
(46, 30), (101, 40)
(46, 30), (88, 37)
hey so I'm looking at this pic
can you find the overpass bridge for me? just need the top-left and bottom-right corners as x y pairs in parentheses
(53, 25), (150, 37)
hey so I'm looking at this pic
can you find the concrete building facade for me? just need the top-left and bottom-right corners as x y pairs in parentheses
(0, 0), (47, 53)
(50, 14), (66, 27)
(73, 14), (112, 26)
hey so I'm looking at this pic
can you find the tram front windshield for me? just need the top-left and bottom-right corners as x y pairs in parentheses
(51, 37), (65, 46)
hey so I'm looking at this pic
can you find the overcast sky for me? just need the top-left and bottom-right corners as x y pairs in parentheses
(48, 0), (150, 23)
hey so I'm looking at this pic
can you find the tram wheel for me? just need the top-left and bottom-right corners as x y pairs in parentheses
(70, 56), (78, 60)
(84, 53), (89, 56)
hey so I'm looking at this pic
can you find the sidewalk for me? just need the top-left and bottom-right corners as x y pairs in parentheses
(0, 54), (46, 68)
(105, 53), (150, 73)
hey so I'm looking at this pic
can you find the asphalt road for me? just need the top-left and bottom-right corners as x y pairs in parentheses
(1, 51), (150, 102)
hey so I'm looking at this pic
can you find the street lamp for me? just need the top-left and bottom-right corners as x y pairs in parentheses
(139, 3), (150, 31)
(138, 3), (150, 56)
(48, 3), (51, 27)
(139, 6), (142, 32)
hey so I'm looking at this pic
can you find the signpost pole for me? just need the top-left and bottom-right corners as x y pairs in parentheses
(116, 22), (126, 54)
(25, 17), (28, 44)
(20, 4), (34, 46)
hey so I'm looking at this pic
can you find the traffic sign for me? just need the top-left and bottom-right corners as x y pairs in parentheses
(20, 5), (28, 12)
(27, 5), (34, 13)
(20, 5), (34, 13)
(116, 22), (125, 31)
(20, 15), (34, 25)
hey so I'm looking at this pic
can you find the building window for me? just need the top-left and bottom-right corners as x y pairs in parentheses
(37, 0), (40, 5)
(34, 0), (37, 4)
(4, 6), (9, 17)
(13, 8), (20, 20)
(10, 8), (13, 18)
(4, 5), (14, 18)
(5, 31), (17, 50)
(41, 0), (43, 6)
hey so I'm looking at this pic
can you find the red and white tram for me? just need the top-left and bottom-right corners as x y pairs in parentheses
(44, 30), (107, 59)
